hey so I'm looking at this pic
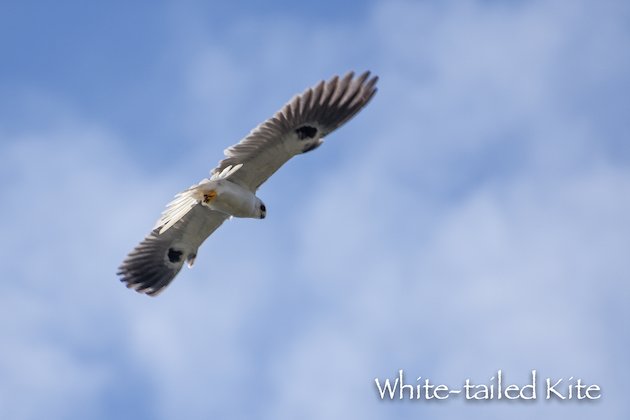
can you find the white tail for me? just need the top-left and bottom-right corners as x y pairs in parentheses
(154, 164), (243, 234)
(210, 163), (242, 180)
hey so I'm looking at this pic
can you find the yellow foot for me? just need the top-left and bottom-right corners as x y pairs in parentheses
(203, 190), (217, 203)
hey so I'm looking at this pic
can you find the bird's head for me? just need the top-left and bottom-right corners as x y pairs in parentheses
(257, 200), (267, 219)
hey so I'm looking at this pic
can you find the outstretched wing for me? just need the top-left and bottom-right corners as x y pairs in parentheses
(118, 205), (229, 296)
(212, 71), (378, 192)
(118, 71), (377, 296)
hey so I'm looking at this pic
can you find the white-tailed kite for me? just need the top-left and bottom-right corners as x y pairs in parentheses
(118, 71), (378, 296)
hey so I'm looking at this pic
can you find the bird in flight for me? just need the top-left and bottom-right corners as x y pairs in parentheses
(118, 71), (378, 296)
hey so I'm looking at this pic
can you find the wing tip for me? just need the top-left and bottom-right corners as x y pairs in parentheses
(117, 244), (179, 297)
(209, 71), (378, 189)
(119, 274), (166, 297)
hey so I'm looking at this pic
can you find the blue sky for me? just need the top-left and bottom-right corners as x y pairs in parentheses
(1, 0), (629, 419)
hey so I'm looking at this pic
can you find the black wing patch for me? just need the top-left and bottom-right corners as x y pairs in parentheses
(211, 71), (378, 190)
(167, 248), (183, 263)
(117, 228), (184, 296)
(295, 125), (318, 140)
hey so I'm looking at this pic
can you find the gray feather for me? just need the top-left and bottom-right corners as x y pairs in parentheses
(118, 205), (228, 296)
(214, 71), (378, 191)
(118, 71), (378, 296)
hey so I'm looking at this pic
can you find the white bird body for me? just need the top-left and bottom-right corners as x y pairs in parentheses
(199, 178), (266, 219)
(118, 71), (378, 296)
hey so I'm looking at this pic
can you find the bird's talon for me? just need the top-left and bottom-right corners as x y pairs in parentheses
(203, 190), (217, 203)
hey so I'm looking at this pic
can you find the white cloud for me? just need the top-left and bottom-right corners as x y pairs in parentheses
(0, 112), (280, 419)
(260, 1), (630, 418)
(1, 0), (629, 419)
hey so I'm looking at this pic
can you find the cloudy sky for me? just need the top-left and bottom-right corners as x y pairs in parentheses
(1, 0), (629, 419)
